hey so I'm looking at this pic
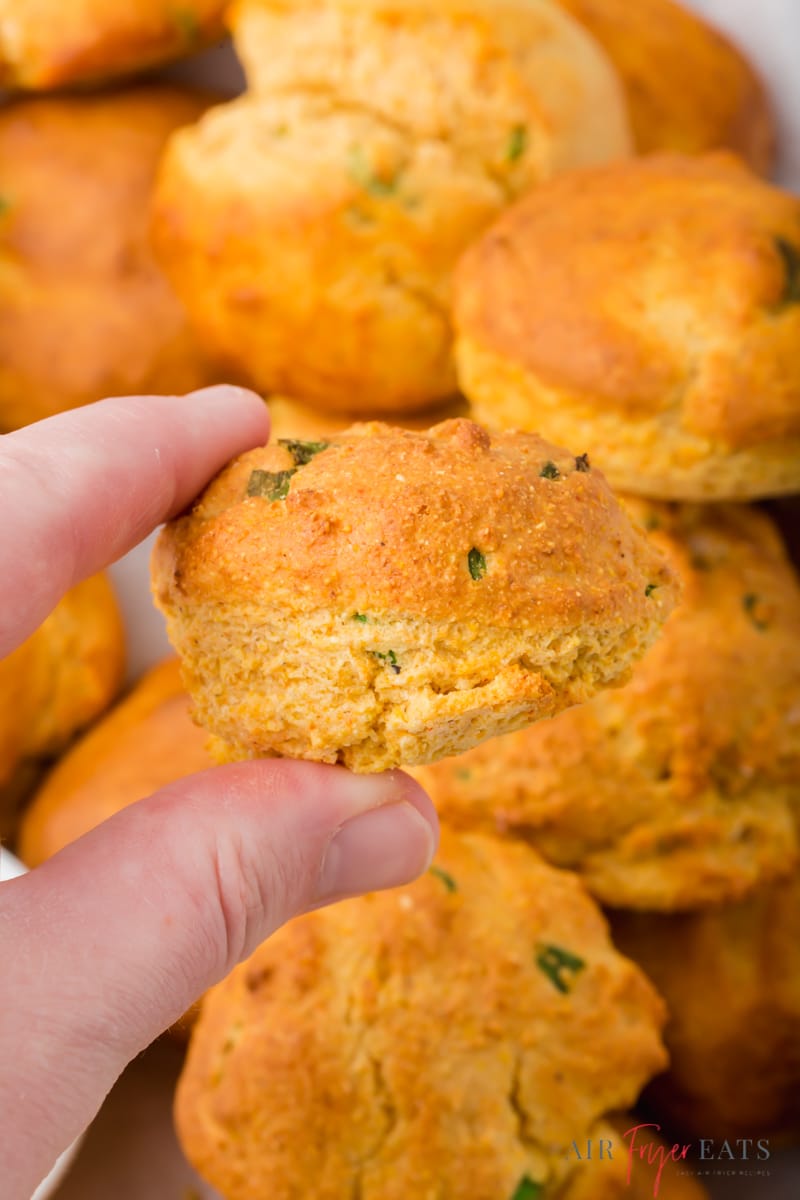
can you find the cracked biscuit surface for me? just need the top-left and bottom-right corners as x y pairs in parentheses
(151, 0), (631, 413)
(411, 501), (800, 911)
(455, 153), (800, 500)
(555, 0), (775, 171)
(0, 0), (227, 90)
(176, 830), (667, 1200)
(151, 419), (677, 772)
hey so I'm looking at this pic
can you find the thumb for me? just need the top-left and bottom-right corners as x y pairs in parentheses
(0, 760), (437, 1199)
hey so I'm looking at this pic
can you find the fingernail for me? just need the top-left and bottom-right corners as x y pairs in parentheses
(185, 384), (267, 406)
(316, 801), (437, 902)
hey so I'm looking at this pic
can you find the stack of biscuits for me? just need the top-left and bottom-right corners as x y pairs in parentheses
(5, 0), (800, 1197)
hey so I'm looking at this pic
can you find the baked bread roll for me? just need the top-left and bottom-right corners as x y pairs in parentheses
(0, 0), (226, 90)
(151, 0), (631, 415)
(455, 153), (800, 500)
(0, 87), (220, 431)
(176, 830), (667, 1200)
(612, 871), (800, 1141)
(151, 419), (678, 772)
(0, 574), (125, 839)
(555, 0), (775, 172)
(411, 502), (800, 911)
(18, 658), (209, 867)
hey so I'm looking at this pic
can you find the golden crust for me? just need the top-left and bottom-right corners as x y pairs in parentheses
(612, 872), (800, 1140)
(411, 502), (800, 911)
(0, 573), (125, 839)
(0, 87), (220, 431)
(0, 0), (226, 90)
(555, 0), (775, 172)
(455, 153), (800, 500)
(18, 658), (210, 867)
(176, 830), (667, 1200)
(152, 419), (678, 771)
(152, 0), (631, 414)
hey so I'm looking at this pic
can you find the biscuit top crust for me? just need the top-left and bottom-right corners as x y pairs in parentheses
(155, 419), (677, 631)
(455, 153), (800, 449)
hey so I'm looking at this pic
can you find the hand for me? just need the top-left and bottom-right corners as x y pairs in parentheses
(0, 387), (438, 1200)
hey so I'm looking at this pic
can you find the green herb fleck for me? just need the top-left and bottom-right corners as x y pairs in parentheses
(429, 865), (458, 893)
(774, 236), (800, 307)
(507, 125), (529, 163)
(0, 195), (10, 218)
(171, 6), (200, 42)
(246, 468), (296, 501)
(278, 438), (329, 466)
(535, 943), (586, 994)
(574, 453), (591, 473)
(742, 592), (769, 632)
(372, 649), (401, 674)
(644, 513), (661, 532)
(455, 767), (472, 781)
(645, 583), (658, 598)
(539, 461), (560, 480)
(510, 1176), (543, 1200)
(349, 146), (400, 198)
(352, 613), (368, 624)
(468, 547), (487, 580)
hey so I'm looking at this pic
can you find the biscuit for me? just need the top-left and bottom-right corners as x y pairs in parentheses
(555, 0), (775, 172)
(455, 153), (800, 500)
(18, 658), (210, 868)
(612, 871), (800, 1140)
(411, 502), (800, 911)
(176, 830), (667, 1200)
(0, 87), (219, 430)
(0, 0), (226, 90)
(152, 0), (631, 414)
(151, 419), (678, 772)
(0, 573), (125, 839)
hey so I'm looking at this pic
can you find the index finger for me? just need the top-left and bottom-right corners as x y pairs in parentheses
(0, 386), (270, 656)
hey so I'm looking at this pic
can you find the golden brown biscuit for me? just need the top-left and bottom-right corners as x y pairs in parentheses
(152, 419), (678, 772)
(612, 872), (800, 1140)
(455, 153), (800, 501)
(152, 0), (631, 414)
(267, 393), (471, 442)
(411, 502), (800, 911)
(0, 0), (227, 91)
(176, 830), (667, 1200)
(0, 87), (220, 431)
(555, 0), (775, 172)
(0, 573), (125, 839)
(18, 658), (210, 867)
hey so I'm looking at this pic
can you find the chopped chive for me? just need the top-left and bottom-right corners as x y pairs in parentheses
(507, 125), (529, 163)
(352, 613), (368, 624)
(644, 514), (661, 532)
(645, 583), (658, 598)
(574, 453), (591, 473)
(0, 195), (10, 217)
(539, 461), (560, 480)
(468, 548), (487, 580)
(535, 943), (586, 994)
(246, 468), (296, 500)
(774, 236), (800, 307)
(277, 438), (329, 465)
(348, 146), (400, 198)
(742, 592), (769, 632)
(372, 649), (400, 674)
(454, 767), (472, 781)
(510, 1176), (543, 1200)
(429, 865), (458, 893)
(170, 7), (200, 42)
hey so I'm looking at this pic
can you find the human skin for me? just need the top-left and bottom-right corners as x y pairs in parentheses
(0, 386), (438, 1200)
